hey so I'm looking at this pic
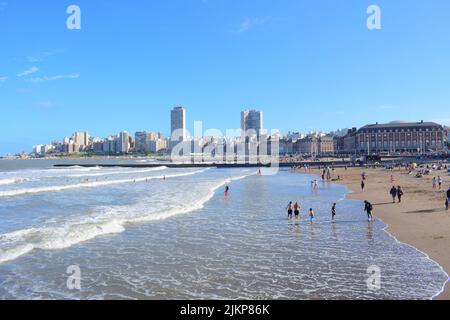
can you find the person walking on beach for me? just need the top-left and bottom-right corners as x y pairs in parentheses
(432, 177), (437, 189)
(331, 203), (337, 221)
(287, 202), (293, 219)
(361, 180), (365, 191)
(364, 201), (374, 221)
(309, 208), (315, 223)
(390, 186), (398, 203)
(438, 176), (443, 190)
(446, 187), (450, 211)
(397, 186), (404, 203)
(294, 202), (300, 219)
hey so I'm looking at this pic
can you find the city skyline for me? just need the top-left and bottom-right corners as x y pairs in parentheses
(1, 1), (450, 155)
(27, 113), (449, 157)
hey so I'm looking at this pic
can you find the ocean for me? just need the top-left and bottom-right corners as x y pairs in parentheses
(0, 159), (447, 299)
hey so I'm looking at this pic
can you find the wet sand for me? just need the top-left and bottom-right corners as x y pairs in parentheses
(298, 166), (450, 299)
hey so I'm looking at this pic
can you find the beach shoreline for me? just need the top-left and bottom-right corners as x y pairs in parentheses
(296, 166), (450, 300)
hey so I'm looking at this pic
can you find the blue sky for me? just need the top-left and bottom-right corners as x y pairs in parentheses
(0, 0), (449, 154)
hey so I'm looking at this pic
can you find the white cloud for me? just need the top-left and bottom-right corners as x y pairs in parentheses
(26, 56), (41, 63)
(26, 50), (64, 63)
(0, 76), (7, 86)
(30, 73), (80, 83)
(237, 17), (271, 33)
(17, 66), (39, 77)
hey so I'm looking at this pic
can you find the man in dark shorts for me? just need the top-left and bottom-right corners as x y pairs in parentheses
(287, 202), (293, 219)
(294, 202), (300, 218)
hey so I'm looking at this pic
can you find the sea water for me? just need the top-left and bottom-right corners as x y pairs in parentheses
(0, 160), (447, 299)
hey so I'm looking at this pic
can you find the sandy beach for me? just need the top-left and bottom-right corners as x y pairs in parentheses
(300, 165), (450, 299)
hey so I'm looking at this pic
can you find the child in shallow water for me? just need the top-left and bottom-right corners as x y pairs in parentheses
(309, 208), (315, 223)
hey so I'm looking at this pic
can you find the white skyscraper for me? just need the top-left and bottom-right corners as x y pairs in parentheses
(118, 131), (130, 154)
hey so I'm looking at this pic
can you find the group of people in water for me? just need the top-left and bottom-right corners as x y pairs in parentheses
(286, 201), (316, 222)
(286, 200), (374, 223)
(285, 201), (347, 223)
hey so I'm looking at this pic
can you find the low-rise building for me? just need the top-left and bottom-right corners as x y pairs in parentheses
(356, 121), (445, 154)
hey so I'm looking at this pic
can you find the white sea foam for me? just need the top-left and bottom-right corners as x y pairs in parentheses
(62, 166), (167, 178)
(0, 178), (27, 186)
(0, 168), (208, 198)
(0, 171), (254, 264)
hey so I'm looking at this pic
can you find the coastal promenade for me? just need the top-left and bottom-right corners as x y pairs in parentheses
(53, 161), (354, 169)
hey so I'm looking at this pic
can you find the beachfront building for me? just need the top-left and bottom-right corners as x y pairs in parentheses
(135, 131), (165, 153)
(73, 131), (90, 151)
(118, 131), (130, 154)
(444, 126), (450, 147)
(170, 106), (187, 146)
(148, 138), (168, 154)
(102, 136), (117, 154)
(333, 128), (358, 155)
(279, 138), (295, 155)
(241, 109), (264, 138)
(294, 136), (334, 156)
(318, 136), (334, 154)
(355, 121), (446, 154)
(295, 137), (319, 155)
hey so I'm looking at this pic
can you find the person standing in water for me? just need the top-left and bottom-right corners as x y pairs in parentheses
(294, 202), (300, 219)
(309, 208), (315, 223)
(287, 202), (293, 219)
(364, 201), (374, 221)
(225, 186), (230, 197)
(331, 203), (337, 221)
